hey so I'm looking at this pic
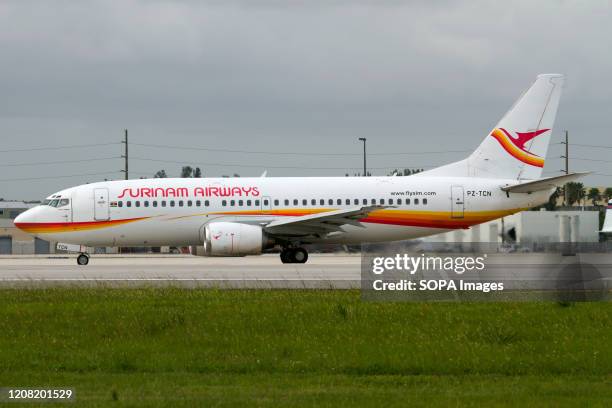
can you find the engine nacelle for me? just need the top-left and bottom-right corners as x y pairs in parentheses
(202, 222), (271, 256)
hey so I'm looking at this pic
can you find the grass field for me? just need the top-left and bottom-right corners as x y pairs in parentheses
(0, 289), (610, 407)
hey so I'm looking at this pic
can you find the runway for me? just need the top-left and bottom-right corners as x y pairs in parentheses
(0, 254), (362, 288)
(1, 253), (611, 291)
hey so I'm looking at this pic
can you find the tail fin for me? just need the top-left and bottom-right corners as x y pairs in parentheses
(419, 74), (564, 180)
(602, 199), (612, 234)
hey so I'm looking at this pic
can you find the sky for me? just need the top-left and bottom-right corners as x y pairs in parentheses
(1, 0), (611, 200)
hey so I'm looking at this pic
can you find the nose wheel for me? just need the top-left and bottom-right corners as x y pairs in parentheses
(77, 253), (89, 266)
(280, 247), (308, 264)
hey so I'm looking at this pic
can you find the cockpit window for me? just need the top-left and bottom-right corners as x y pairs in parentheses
(41, 196), (70, 207)
(46, 198), (70, 208)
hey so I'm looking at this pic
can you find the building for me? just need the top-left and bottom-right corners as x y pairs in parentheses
(425, 209), (600, 247)
(0, 201), (54, 254)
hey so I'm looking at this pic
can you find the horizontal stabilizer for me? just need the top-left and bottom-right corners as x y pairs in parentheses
(501, 172), (589, 194)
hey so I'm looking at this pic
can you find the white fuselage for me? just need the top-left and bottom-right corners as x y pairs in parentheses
(15, 176), (551, 247)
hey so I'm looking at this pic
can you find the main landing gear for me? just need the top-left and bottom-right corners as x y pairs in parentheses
(77, 252), (89, 266)
(280, 247), (308, 264)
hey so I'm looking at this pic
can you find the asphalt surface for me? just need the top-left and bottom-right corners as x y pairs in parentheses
(0, 254), (362, 288)
(0, 253), (610, 291)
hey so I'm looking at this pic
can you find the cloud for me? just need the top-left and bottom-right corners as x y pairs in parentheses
(0, 1), (610, 198)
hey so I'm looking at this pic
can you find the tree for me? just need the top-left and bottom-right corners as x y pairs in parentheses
(566, 182), (585, 205)
(181, 166), (194, 178)
(587, 187), (601, 206)
(544, 188), (561, 211)
(386, 168), (424, 177)
(604, 187), (612, 200)
(154, 169), (167, 178)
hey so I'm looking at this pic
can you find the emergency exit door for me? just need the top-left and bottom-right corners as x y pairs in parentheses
(94, 188), (110, 221)
(451, 186), (464, 219)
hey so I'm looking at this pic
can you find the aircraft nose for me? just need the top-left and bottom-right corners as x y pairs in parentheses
(14, 208), (35, 231)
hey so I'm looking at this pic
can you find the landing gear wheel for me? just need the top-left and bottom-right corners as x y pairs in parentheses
(77, 253), (89, 266)
(292, 247), (308, 264)
(280, 247), (309, 264)
(280, 249), (291, 264)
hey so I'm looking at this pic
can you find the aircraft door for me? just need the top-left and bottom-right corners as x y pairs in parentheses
(451, 186), (464, 219)
(93, 188), (110, 221)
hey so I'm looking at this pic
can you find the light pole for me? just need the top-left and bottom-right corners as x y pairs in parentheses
(560, 130), (569, 206)
(358, 137), (367, 176)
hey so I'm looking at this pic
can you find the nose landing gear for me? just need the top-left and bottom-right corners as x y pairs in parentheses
(77, 253), (90, 266)
(280, 247), (308, 264)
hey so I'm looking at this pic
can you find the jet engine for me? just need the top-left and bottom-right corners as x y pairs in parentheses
(202, 222), (273, 256)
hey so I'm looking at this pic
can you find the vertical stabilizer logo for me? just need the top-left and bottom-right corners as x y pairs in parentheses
(490, 128), (549, 167)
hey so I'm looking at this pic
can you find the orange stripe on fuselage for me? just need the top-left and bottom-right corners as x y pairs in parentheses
(14, 217), (149, 234)
(490, 128), (544, 168)
(201, 208), (525, 229)
(15, 207), (526, 235)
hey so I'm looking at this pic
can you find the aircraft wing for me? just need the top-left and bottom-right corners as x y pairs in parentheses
(501, 172), (589, 194)
(264, 206), (385, 237)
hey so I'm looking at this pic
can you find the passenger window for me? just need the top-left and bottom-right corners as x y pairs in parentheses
(127, 201), (132, 207)
(246, 200), (251, 206)
(345, 199), (350, 205)
(170, 201), (175, 207)
(144, 201), (149, 207)
(293, 199), (298, 205)
(230, 200), (235, 206)
(302, 199), (307, 205)
(379, 199), (385, 205)
(153, 201), (157, 207)
(320, 199), (324, 205)
(423, 198), (428, 205)
(274, 199), (279, 206)
(406, 199), (410, 205)
(363, 199), (367, 205)
(179, 201), (184, 207)
(397, 198), (402, 205)
(336, 199), (341, 205)
(389, 199), (394, 205)
(255, 200), (260, 206)
(205, 200), (210, 207)
(188, 200), (193, 207)
(222, 200), (227, 206)
(371, 199), (376, 205)
(354, 199), (359, 205)
(263, 199), (269, 206)
(118, 201), (123, 207)
(196, 200), (200, 206)
(135, 201), (140, 207)
(239, 200), (244, 206)
(162, 201), (166, 207)
(311, 199), (316, 205)
(284, 199), (289, 206)
(414, 198), (419, 204)
(328, 199), (333, 205)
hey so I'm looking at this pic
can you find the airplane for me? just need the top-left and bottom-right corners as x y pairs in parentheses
(15, 74), (587, 265)
(601, 199), (612, 234)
